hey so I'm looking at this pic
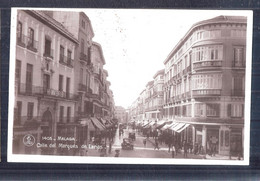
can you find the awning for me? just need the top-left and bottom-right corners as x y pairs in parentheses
(171, 123), (186, 131)
(160, 121), (175, 130)
(175, 123), (190, 133)
(91, 117), (105, 130)
(80, 118), (96, 131)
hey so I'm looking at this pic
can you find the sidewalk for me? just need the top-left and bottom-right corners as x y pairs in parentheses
(146, 137), (244, 160)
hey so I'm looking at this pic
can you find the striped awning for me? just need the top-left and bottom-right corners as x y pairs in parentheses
(91, 117), (105, 130)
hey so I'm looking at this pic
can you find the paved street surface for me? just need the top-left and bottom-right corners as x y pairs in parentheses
(85, 127), (207, 159)
(84, 126), (243, 160)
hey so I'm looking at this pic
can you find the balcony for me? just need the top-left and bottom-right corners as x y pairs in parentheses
(232, 61), (245, 68)
(192, 89), (221, 97)
(59, 55), (74, 68)
(26, 38), (38, 52)
(17, 83), (78, 100)
(78, 83), (87, 92)
(17, 34), (26, 47)
(231, 90), (245, 96)
(193, 60), (222, 71)
(80, 52), (88, 62)
(43, 49), (54, 60)
(17, 34), (38, 52)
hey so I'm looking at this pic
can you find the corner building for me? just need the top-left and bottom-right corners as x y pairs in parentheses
(163, 16), (246, 156)
(14, 10), (78, 154)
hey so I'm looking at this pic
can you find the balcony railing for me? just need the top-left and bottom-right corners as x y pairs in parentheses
(59, 55), (74, 67)
(80, 52), (88, 62)
(192, 89), (221, 97)
(17, 34), (38, 52)
(78, 83), (87, 92)
(232, 61), (245, 68)
(17, 83), (78, 100)
(231, 90), (245, 96)
(17, 34), (26, 47)
(193, 60), (222, 70)
(43, 49), (54, 60)
(26, 38), (38, 52)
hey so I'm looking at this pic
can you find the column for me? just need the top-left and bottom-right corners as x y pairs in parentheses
(202, 125), (207, 154)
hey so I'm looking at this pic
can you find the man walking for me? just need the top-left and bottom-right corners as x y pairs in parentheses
(143, 138), (147, 147)
(154, 139), (160, 150)
(172, 144), (176, 158)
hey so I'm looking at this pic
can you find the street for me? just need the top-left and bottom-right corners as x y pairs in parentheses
(86, 126), (205, 159)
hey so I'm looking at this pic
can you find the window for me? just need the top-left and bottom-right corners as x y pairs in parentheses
(228, 104), (244, 118)
(81, 39), (85, 53)
(15, 60), (21, 92)
(59, 75), (63, 91)
(195, 103), (204, 117)
(60, 46), (64, 62)
(82, 20), (85, 29)
(206, 103), (220, 117)
(195, 46), (223, 61)
(16, 101), (22, 125)
(234, 47), (245, 67)
(43, 74), (50, 92)
(232, 76), (244, 96)
(67, 50), (72, 65)
(26, 64), (33, 93)
(210, 30), (221, 38)
(28, 28), (34, 48)
(66, 77), (70, 97)
(193, 74), (222, 90)
(59, 106), (64, 122)
(27, 102), (34, 120)
(44, 38), (52, 57)
(17, 21), (23, 42)
(67, 107), (71, 123)
(80, 68), (83, 84)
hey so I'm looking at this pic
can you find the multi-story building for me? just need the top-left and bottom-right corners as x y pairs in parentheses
(163, 16), (246, 155)
(13, 10), (115, 155)
(14, 10), (78, 154)
(145, 69), (164, 121)
(115, 106), (127, 124)
(51, 11), (115, 144)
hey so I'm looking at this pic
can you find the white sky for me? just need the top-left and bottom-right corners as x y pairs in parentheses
(83, 9), (251, 109)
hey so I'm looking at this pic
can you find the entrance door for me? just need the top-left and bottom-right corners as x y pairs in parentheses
(207, 128), (219, 154)
(219, 127), (230, 155)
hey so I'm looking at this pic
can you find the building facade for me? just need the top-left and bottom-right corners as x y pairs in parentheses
(13, 10), (115, 155)
(14, 10), (79, 154)
(115, 106), (127, 124)
(163, 16), (246, 155)
(145, 69), (164, 121)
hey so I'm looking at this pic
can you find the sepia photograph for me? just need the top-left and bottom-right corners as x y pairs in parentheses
(8, 8), (252, 165)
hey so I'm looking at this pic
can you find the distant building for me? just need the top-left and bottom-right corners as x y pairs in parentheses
(115, 106), (127, 123)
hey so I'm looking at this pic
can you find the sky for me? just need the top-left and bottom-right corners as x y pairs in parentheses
(83, 9), (251, 109)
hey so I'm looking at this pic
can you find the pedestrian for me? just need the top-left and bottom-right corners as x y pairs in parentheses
(115, 149), (120, 157)
(109, 141), (112, 154)
(183, 140), (188, 158)
(143, 138), (147, 147)
(154, 139), (160, 150)
(172, 145), (176, 158)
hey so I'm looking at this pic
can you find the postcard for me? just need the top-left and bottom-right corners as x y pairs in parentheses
(8, 8), (253, 165)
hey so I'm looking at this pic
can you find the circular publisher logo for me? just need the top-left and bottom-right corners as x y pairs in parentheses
(23, 134), (35, 147)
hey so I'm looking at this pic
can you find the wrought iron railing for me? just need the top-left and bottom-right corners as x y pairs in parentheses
(17, 83), (78, 100)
